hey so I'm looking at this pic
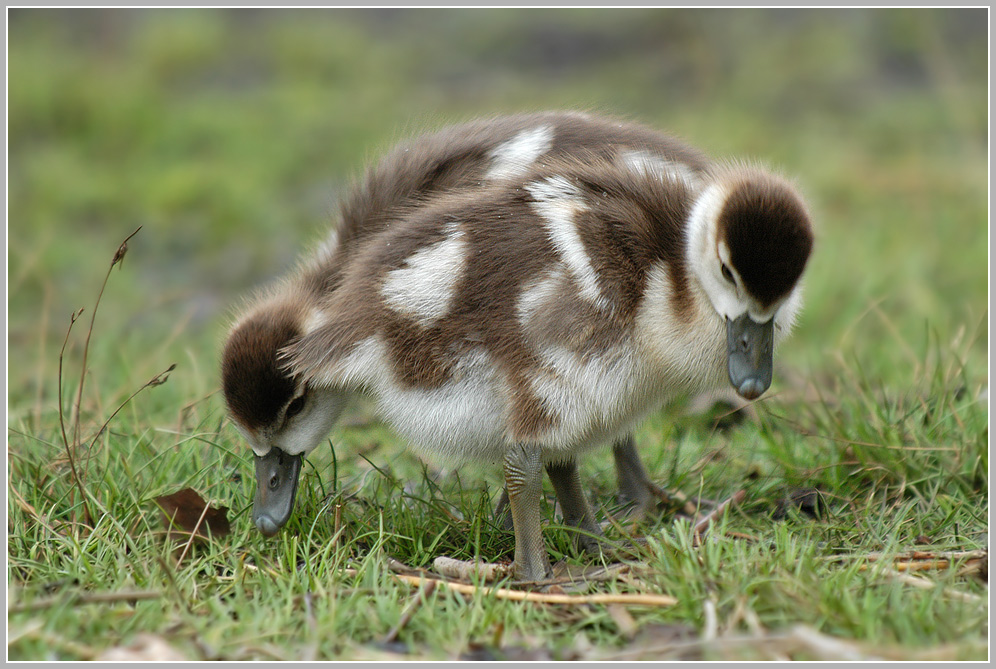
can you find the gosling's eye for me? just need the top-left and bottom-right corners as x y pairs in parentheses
(721, 264), (736, 285)
(285, 395), (306, 420)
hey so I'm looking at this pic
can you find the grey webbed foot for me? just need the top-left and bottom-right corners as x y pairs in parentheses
(503, 444), (552, 582)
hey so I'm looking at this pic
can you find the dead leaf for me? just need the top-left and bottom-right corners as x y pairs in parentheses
(154, 488), (230, 538)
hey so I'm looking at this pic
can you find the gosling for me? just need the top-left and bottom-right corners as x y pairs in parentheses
(221, 113), (813, 581)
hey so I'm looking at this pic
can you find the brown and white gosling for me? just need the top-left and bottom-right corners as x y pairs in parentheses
(221, 112), (814, 581)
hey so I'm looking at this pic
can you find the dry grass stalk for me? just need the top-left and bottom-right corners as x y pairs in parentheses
(53, 227), (166, 532)
(71, 227), (141, 447)
(85, 364), (176, 459)
(174, 496), (213, 566)
(331, 503), (343, 550)
(57, 306), (92, 527)
(7, 471), (67, 538)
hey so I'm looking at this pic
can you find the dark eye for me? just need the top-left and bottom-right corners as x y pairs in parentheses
(285, 395), (306, 420)
(721, 264), (736, 285)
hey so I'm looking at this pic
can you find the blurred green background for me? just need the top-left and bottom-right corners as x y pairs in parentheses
(8, 7), (988, 418)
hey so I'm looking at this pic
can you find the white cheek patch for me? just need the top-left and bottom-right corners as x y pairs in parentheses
(687, 183), (745, 320)
(526, 176), (610, 312)
(381, 224), (466, 327)
(486, 125), (554, 180)
(274, 394), (346, 457)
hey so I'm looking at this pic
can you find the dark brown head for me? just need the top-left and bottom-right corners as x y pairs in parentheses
(686, 166), (813, 400)
(221, 304), (302, 435)
(717, 175), (813, 309)
(221, 298), (349, 537)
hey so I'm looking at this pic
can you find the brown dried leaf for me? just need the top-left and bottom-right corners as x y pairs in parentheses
(154, 487), (230, 538)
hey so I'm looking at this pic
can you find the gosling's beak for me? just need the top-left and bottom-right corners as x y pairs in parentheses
(252, 448), (303, 537)
(726, 313), (774, 401)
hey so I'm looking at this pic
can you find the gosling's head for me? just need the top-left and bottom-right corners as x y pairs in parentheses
(687, 166), (814, 400)
(221, 298), (346, 537)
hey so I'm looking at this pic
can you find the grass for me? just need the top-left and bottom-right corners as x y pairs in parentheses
(7, 8), (988, 661)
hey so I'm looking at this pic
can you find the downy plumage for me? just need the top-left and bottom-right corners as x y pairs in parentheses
(222, 112), (813, 581)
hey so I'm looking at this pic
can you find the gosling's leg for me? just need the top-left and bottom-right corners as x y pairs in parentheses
(614, 435), (703, 518)
(613, 434), (671, 519)
(614, 435), (654, 509)
(503, 444), (552, 582)
(494, 488), (513, 532)
(545, 459), (604, 554)
(498, 434), (659, 527)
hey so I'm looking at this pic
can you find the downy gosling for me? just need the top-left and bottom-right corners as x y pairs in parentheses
(222, 112), (814, 581)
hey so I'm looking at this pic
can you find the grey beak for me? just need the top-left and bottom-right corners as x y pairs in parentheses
(726, 314), (774, 401)
(252, 448), (303, 537)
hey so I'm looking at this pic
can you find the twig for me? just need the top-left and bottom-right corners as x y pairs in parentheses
(433, 556), (511, 582)
(823, 549), (987, 571)
(8, 589), (161, 614)
(384, 579), (437, 643)
(387, 572), (677, 607)
(386, 558), (640, 590)
(692, 489), (746, 545)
